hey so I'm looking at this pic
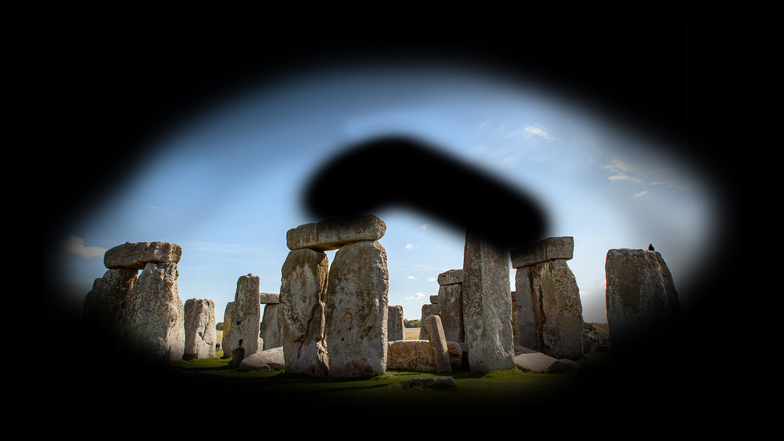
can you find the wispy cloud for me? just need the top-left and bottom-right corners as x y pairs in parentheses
(59, 235), (107, 258)
(420, 223), (430, 230)
(427, 277), (436, 282)
(634, 190), (648, 198)
(407, 275), (417, 280)
(405, 243), (420, 250)
(603, 157), (691, 191)
(405, 293), (426, 301)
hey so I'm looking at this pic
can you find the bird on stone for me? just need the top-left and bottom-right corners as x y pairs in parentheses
(648, 244), (655, 251)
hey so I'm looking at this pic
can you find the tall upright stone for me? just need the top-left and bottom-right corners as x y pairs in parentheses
(280, 248), (330, 377)
(605, 248), (685, 359)
(221, 302), (235, 358)
(462, 230), (515, 373)
(512, 237), (584, 360)
(121, 261), (185, 365)
(183, 298), (217, 360)
(388, 305), (405, 342)
(83, 267), (138, 356)
(436, 269), (464, 343)
(325, 240), (389, 377)
(418, 303), (440, 340)
(425, 315), (451, 373)
(229, 274), (264, 367)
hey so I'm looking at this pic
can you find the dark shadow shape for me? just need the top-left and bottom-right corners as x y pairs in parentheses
(302, 136), (549, 251)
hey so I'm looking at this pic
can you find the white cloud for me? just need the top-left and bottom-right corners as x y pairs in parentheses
(405, 293), (426, 300)
(405, 243), (420, 250)
(427, 277), (436, 282)
(634, 190), (648, 198)
(407, 275), (417, 280)
(60, 235), (106, 259)
(523, 125), (556, 141)
(420, 223), (430, 230)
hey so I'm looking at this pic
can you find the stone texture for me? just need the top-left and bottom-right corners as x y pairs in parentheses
(259, 303), (282, 349)
(259, 292), (280, 304)
(418, 303), (439, 339)
(387, 305), (405, 342)
(221, 302), (235, 358)
(279, 248), (329, 377)
(605, 248), (685, 358)
(462, 230), (515, 373)
(237, 347), (285, 371)
(438, 283), (464, 343)
(104, 241), (182, 270)
(511, 290), (518, 347)
(229, 274), (264, 367)
(516, 259), (584, 360)
(387, 340), (462, 371)
(121, 262), (184, 364)
(515, 351), (564, 373)
(286, 215), (386, 251)
(325, 240), (389, 377)
(425, 315), (451, 372)
(429, 295), (440, 304)
(83, 267), (138, 355)
(183, 298), (217, 360)
(437, 269), (464, 286)
(510, 236), (573, 268)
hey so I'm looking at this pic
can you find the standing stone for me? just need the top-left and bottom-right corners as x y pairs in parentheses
(221, 302), (235, 358)
(83, 267), (138, 356)
(230, 274), (264, 367)
(280, 248), (330, 377)
(388, 305), (405, 341)
(515, 266), (539, 351)
(605, 248), (685, 358)
(511, 290), (518, 347)
(425, 315), (451, 373)
(260, 303), (282, 349)
(418, 303), (440, 340)
(121, 262), (185, 365)
(183, 298), (217, 360)
(462, 230), (515, 373)
(325, 240), (389, 378)
(437, 282), (464, 343)
(286, 215), (386, 251)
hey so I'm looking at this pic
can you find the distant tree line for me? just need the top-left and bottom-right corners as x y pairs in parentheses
(404, 319), (420, 328)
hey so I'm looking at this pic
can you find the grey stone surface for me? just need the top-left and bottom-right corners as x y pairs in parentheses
(386, 340), (462, 371)
(121, 262), (184, 364)
(510, 236), (573, 268)
(325, 240), (389, 377)
(83, 267), (138, 355)
(437, 269), (464, 286)
(605, 248), (685, 358)
(279, 248), (329, 377)
(418, 303), (439, 339)
(237, 346), (285, 371)
(425, 315), (451, 372)
(259, 292), (280, 304)
(286, 215), (386, 251)
(229, 274), (264, 367)
(462, 230), (515, 373)
(221, 302), (235, 358)
(104, 241), (182, 270)
(387, 305), (405, 342)
(437, 283), (464, 343)
(183, 298), (217, 360)
(259, 303), (282, 349)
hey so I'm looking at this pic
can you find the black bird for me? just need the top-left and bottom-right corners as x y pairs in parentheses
(648, 244), (655, 251)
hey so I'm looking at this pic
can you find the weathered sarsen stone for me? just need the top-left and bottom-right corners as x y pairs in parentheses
(286, 215), (386, 251)
(280, 248), (330, 377)
(83, 267), (138, 355)
(229, 274), (264, 367)
(183, 298), (217, 360)
(104, 241), (182, 270)
(437, 283), (464, 343)
(511, 236), (573, 268)
(259, 303), (282, 349)
(221, 302), (235, 358)
(387, 340), (463, 371)
(388, 305), (405, 342)
(426, 315), (451, 373)
(462, 230), (515, 373)
(121, 262), (185, 365)
(325, 240), (389, 377)
(605, 248), (685, 358)
(418, 303), (439, 340)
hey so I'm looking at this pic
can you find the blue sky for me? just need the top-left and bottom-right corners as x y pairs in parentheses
(52, 60), (713, 325)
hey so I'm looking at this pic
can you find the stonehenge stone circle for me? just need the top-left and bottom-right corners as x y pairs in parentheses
(387, 340), (463, 371)
(286, 215), (386, 251)
(418, 303), (440, 340)
(183, 298), (217, 360)
(387, 305), (405, 342)
(121, 261), (185, 364)
(605, 248), (685, 358)
(229, 273), (264, 367)
(221, 301), (235, 358)
(259, 303), (282, 350)
(279, 248), (330, 377)
(436, 270), (465, 344)
(104, 241), (182, 270)
(513, 236), (584, 360)
(83, 267), (138, 355)
(425, 315), (451, 373)
(462, 229), (515, 373)
(325, 240), (389, 378)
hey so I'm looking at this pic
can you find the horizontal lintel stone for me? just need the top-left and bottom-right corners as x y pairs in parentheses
(511, 236), (573, 268)
(437, 269), (464, 286)
(259, 292), (280, 304)
(286, 215), (386, 251)
(104, 241), (182, 270)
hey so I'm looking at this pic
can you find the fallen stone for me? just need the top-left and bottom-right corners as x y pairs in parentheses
(510, 236), (573, 268)
(121, 262), (184, 364)
(437, 269), (464, 286)
(237, 347), (285, 371)
(259, 292), (280, 304)
(286, 215), (386, 251)
(183, 298), (217, 360)
(104, 241), (182, 270)
(387, 340), (435, 370)
(514, 351), (563, 373)
(463, 230), (515, 373)
(280, 248), (329, 377)
(325, 240), (389, 377)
